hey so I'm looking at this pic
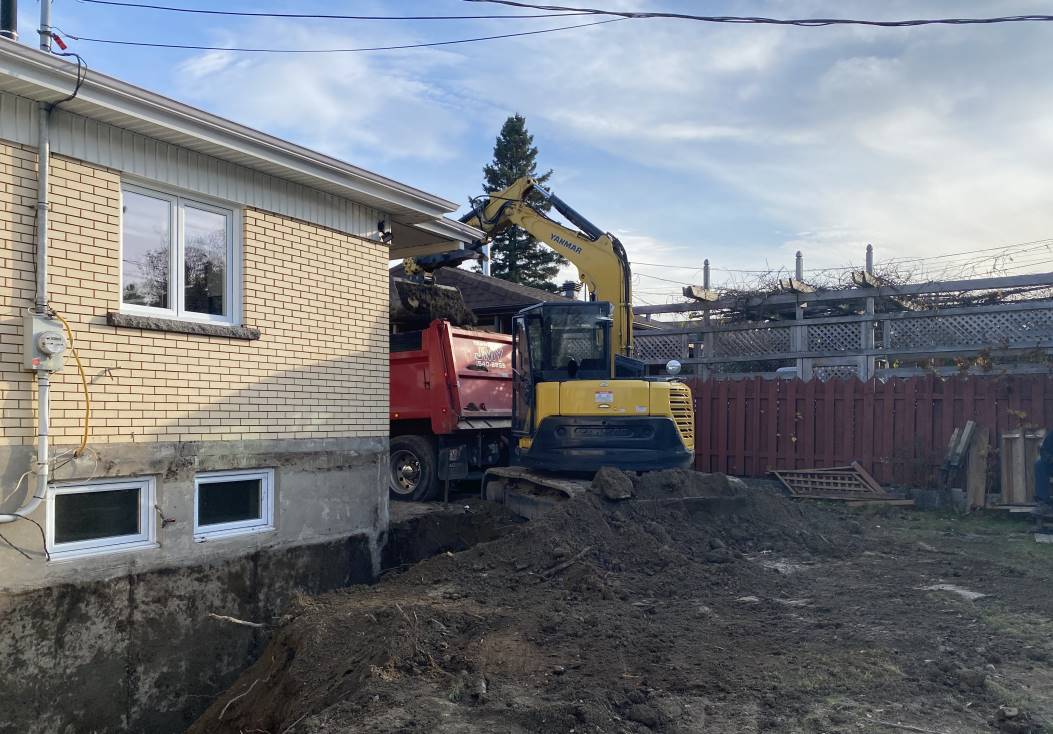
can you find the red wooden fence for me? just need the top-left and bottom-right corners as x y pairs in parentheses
(686, 374), (1053, 486)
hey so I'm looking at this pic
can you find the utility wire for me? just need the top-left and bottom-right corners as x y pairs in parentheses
(636, 271), (696, 285)
(0, 531), (32, 561)
(630, 238), (1053, 276)
(76, 0), (591, 20)
(59, 18), (624, 53)
(467, 0), (1053, 27)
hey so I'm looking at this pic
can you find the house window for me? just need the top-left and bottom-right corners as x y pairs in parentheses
(121, 182), (239, 323)
(46, 478), (156, 560)
(194, 469), (274, 540)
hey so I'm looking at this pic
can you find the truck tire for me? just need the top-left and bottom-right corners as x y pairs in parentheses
(389, 435), (440, 502)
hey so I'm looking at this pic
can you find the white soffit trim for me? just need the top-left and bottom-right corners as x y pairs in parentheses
(393, 218), (484, 257)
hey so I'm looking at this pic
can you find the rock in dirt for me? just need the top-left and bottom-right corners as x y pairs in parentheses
(632, 468), (737, 499)
(626, 703), (661, 728)
(704, 547), (734, 564)
(592, 466), (634, 500)
(957, 668), (987, 690)
(921, 584), (988, 601)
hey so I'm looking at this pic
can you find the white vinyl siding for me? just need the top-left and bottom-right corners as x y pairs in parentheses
(0, 91), (383, 239)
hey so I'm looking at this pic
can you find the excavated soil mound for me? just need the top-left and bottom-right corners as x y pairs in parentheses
(192, 471), (1053, 733)
(190, 471), (873, 733)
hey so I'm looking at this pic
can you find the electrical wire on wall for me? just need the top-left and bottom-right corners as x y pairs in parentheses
(48, 309), (91, 458)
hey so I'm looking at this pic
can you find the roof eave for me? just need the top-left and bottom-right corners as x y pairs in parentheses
(0, 40), (459, 219)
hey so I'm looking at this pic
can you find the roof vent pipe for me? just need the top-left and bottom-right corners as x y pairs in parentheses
(560, 280), (581, 300)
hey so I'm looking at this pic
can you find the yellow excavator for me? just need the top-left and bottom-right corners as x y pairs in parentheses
(459, 177), (695, 480)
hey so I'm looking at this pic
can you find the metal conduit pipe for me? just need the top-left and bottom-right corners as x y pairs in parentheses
(34, 100), (48, 312)
(1, 18), (53, 524)
(0, 374), (48, 523)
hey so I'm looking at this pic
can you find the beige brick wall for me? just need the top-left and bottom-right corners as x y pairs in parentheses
(0, 140), (389, 447)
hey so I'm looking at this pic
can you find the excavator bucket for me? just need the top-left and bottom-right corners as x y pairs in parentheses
(390, 277), (477, 329)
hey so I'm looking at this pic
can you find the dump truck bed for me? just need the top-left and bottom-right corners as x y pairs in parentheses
(390, 320), (513, 435)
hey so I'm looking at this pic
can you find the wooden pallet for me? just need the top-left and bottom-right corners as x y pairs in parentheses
(771, 462), (889, 501)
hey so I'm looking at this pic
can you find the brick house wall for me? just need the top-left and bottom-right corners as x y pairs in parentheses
(0, 139), (393, 734)
(0, 142), (389, 447)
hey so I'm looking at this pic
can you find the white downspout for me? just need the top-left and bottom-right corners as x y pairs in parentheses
(0, 5), (52, 525)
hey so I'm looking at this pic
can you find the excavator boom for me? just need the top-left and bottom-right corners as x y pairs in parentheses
(461, 178), (634, 367)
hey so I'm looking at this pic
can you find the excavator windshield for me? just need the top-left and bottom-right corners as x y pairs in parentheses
(545, 305), (611, 379)
(515, 302), (613, 384)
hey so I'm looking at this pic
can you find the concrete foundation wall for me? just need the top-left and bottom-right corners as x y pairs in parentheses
(0, 437), (388, 591)
(0, 533), (375, 734)
(0, 436), (387, 734)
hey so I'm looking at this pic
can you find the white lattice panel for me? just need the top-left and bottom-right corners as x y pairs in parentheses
(711, 326), (792, 356)
(809, 322), (862, 352)
(887, 308), (1053, 351)
(814, 364), (862, 381)
(634, 333), (686, 361)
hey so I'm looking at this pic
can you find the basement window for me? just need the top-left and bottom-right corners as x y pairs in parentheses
(120, 182), (240, 324)
(46, 478), (157, 560)
(194, 469), (274, 541)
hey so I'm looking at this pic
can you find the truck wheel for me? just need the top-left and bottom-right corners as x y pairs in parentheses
(389, 436), (439, 501)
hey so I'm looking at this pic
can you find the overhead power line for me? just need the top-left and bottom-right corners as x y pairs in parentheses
(59, 18), (625, 53)
(630, 237), (1053, 276)
(76, 0), (591, 20)
(466, 0), (1053, 27)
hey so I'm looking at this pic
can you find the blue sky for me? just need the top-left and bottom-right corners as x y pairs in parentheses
(19, 0), (1053, 305)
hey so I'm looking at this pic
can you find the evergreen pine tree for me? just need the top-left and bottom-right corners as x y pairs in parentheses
(479, 114), (564, 292)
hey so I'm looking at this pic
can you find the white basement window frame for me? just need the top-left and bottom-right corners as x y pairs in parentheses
(46, 477), (157, 561)
(119, 180), (242, 325)
(193, 469), (275, 541)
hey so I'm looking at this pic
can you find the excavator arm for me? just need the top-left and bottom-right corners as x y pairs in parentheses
(460, 178), (634, 359)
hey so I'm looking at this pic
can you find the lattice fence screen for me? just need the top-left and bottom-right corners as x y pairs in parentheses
(808, 322), (862, 352)
(814, 364), (862, 381)
(710, 326), (792, 356)
(633, 333), (685, 361)
(887, 308), (1053, 351)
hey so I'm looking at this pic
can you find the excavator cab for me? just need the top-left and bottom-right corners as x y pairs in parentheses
(511, 301), (694, 473)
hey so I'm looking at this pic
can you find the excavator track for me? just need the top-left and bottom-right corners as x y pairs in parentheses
(480, 466), (592, 521)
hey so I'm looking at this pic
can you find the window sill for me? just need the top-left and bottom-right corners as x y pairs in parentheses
(194, 524), (275, 543)
(48, 541), (160, 563)
(108, 312), (261, 340)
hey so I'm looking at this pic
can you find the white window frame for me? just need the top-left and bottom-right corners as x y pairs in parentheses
(46, 477), (157, 561)
(119, 180), (242, 325)
(194, 469), (275, 541)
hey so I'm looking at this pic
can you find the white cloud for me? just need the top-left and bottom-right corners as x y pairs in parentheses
(457, 0), (1053, 274)
(173, 23), (471, 164)
(165, 0), (1053, 291)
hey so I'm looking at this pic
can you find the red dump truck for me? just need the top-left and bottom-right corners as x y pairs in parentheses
(389, 320), (513, 500)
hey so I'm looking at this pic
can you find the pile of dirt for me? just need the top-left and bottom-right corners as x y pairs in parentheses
(391, 277), (477, 328)
(190, 470), (1050, 733)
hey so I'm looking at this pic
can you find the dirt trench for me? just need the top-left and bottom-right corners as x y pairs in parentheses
(190, 470), (1053, 734)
